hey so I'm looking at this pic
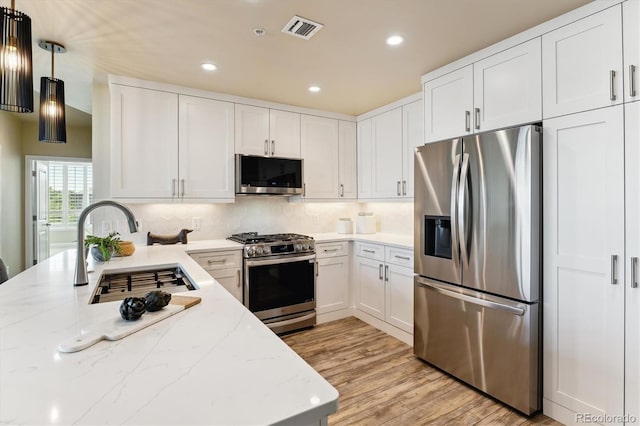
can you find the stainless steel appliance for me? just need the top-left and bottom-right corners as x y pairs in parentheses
(235, 154), (304, 195)
(228, 232), (316, 334)
(413, 124), (541, 415)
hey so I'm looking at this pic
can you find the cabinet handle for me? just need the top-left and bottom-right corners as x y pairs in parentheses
(363, 249), (376, 254)
(610, 70), (617, 101)
(384, 265), (389, 282)
(171, 179), (176, 197)
(474, 108), (480, 130)
(379, 264), (383, 280)
(631, 65), (637, 98)
(264, 139), (268, 155)
(237, 270), (241, 288)
(324, 248), (339, 253)
(303, 183), (306, 197)
(207, 259), (226, 264)
(271, 140), (275, 155)
(465, 111), (470, 132)
(611, 254), (618, 284)
(181, 179), (185, 197)
(394, 255), (411, 261)
(315, 261), (319, 277)
(340, 184), (344, 197)
(632, 257), (639, 289)
(397, 181), (401, 196)
(402, 181), (406, 196)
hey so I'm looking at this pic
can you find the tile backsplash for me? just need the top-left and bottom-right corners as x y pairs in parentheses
(94, 198), (413, 244)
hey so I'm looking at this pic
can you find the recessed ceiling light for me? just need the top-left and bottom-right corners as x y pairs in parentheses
(308, 86), (321, 93)
(386, 35), (404, 46)
(201, 63), (218, 71)
(253, 28), (266, 37)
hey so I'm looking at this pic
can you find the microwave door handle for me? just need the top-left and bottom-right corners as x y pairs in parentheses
(457, 153), (470, 269)
(450, 154), (461, 269)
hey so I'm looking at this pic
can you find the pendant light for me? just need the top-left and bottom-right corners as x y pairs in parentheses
(0, 0), (33, 113)
(38, 40), (66, 143)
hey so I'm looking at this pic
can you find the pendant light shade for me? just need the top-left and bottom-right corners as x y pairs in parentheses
(0, 1), (33, 113)
(38, 41), (66, 143)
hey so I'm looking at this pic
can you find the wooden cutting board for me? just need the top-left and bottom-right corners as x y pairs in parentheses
(58, 296), (201, 353)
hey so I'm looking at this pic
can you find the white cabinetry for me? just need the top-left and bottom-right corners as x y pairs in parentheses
(338, 121), (357, 199)
(316, 241), (350, 315)
(110, 85), (234, 201)
(358, 101), (421, 199)
(234, 105), (300, 158)
(424, 38), (541, 143)
(301, 115), (339, 199)
(190, 250), (243, 302)
(542, 5), (623, 118)
(543, 105), (629, 423)
(355, 242), (414, 334)
(624, 0), (639, 103)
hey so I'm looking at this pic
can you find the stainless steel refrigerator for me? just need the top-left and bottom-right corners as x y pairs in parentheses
(413, 124), (541, 415)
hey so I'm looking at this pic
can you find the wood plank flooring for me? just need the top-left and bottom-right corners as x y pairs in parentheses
(281, 317), (561, 426)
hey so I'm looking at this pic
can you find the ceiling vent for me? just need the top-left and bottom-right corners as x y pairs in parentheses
(281, 15), (324, 40)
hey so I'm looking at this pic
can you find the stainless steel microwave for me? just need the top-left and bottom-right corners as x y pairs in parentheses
(235, 154), (304, 195)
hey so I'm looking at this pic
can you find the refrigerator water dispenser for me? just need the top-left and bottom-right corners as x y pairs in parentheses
(424, 216), (452, 259)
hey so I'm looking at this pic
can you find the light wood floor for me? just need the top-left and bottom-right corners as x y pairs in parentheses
(282, 317), (561, 426)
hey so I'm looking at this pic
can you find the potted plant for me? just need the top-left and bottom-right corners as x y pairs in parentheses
(84, 232), (122, 262)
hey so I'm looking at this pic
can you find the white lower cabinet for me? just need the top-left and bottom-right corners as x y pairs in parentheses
(190, 250), (243, 302)
(316, 242), (350, 314)
(543, 104), (640, 424)
(355, 242), (414, 333)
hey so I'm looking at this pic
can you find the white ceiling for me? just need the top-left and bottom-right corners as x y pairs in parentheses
(6, 0), (590, 119)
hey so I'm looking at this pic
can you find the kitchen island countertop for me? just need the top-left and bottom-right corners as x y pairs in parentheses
(0, 240), (338, 425)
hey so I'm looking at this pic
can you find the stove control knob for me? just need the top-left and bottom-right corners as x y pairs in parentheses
(256, 246), (264, 255)
(295, 243), (303, 251)
(309, 242), (315, 251)
(302, 243), (309, 251)
(263, 246), (271, 255)
(246, 246), (256, 257)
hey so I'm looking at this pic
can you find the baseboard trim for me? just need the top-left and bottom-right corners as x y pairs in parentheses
(543, 397), (579, 426)
(353, 310), (413, 346)
(317, 308), (355, 324)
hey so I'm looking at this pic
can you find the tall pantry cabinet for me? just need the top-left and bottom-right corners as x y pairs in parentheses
(542, 2), (639, 424)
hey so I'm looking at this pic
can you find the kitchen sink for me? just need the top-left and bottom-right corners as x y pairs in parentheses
(90, 265), (196, 304)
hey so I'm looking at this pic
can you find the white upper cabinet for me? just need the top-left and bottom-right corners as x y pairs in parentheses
(473, 38), (542, 132)
(111, 85), (179, 199)
(178, 95), (234, 200)
(371, 108), (404, 198)
(357, 119), (374, 199)
(235, 104), (300, 158)
(300, 115), (340, 199)
(624, 0), (639, 103)
(338, 121), (357, 199)
(542, 5), (623, 118)
(402, 100), (423, 197)
(110, 85), (234, 201)
(424, 66), (473, 143)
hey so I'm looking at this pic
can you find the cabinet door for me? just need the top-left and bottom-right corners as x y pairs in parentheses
(624, 0), (639, 103)
(269, 110), (300, 158)
(423, 65), (473, 143)
(338, 121), (357, 199)
(402, 100), (423, 198)
(234, 104), (269, 156)
(317, 256), (349, 314)
(355, 256), (385, 320)
(300, 115), (339, 199)
(357, 119), (374, 198)
(626, 101), (640, 423)
(371, 108), (403, 198)
(542, 5), (623, 118)
(210, 268), (242, 302)
(543, 105), (625, 420)
(178, 95), (234, 200)
(110, 85), (178, 198)
(384, 264), (413, 334)
(473, 38), (541, 132)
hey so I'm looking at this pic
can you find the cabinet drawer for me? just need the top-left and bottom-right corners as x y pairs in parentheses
(385, 246), (414, 267)
(316, 241), (349, 259)
(190, 250), (242, 271)
(355, 242), (385, 261)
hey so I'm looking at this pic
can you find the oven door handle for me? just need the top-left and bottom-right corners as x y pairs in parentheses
(245, 253), (316, 267)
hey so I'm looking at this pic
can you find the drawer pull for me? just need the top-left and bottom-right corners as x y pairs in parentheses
(363, 249), (376, 254)
(207, 259), (226, 264)
(324, 248), (339, 253)
(394, 255), (411, 261)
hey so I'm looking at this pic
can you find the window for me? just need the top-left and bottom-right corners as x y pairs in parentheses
(48, 161), (93, 227)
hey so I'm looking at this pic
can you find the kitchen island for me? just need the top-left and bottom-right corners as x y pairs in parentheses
(0, 242), (338, 425)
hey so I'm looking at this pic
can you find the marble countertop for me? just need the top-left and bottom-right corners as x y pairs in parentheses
(311, 232), (413, 249)
(0, 241), (338, 425)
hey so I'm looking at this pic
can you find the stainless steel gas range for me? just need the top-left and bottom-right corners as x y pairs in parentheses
(227, 232), (316, 334)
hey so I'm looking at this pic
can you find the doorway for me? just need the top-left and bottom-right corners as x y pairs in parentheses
(25, 156), (92, 266)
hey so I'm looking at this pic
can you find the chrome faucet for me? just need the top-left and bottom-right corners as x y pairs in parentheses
(74, 200), (139, 286)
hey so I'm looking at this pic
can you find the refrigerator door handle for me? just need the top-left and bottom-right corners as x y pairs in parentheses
(457, 153), (470, 269)
(450, 154), (461, 268)
(415, 278), (526, 316)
